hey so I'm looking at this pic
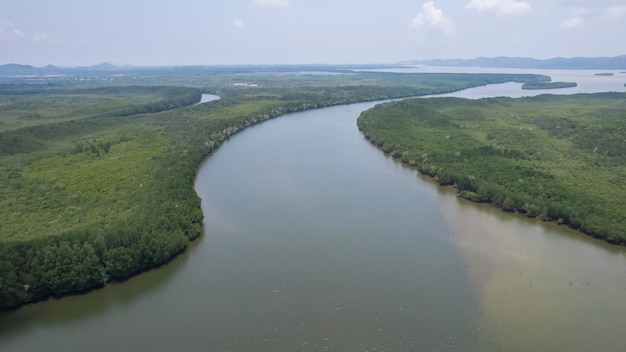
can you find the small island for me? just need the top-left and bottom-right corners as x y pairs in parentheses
(595, 72), (615, 76)
(521, 81), (577, 90)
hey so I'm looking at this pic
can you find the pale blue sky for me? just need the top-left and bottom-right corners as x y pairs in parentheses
(1, 0), (625, 66)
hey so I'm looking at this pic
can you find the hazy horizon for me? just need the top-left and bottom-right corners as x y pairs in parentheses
(2, 0), (625, 67)
(4, 55), (626, 69)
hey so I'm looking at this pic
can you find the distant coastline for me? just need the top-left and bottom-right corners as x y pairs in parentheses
(400, 55), (626, 70)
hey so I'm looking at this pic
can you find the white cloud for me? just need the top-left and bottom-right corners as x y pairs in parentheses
(0, 19), (26, 40)
(233, 19), (244, 28)
(559, 3), (626, 28)
(253, 0), (290, 6)
(560, 17), (584, 28)
(410, 1), (454, 35)
(607, 5), (626, 19)
(467, 0), (532, 16)
(32, 32), (50, 42)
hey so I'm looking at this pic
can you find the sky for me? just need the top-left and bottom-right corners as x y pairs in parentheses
(1, 0), (625, 66)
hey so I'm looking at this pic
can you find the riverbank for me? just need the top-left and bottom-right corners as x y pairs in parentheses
(357, 93), (626, 246)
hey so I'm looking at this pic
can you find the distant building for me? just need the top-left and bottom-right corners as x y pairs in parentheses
(233, 83), (259, 87)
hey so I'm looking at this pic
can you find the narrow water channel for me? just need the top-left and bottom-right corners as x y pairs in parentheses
(1, 74), (625, 352)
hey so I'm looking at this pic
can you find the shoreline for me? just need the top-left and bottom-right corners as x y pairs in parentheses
(358, 130), (625, 248)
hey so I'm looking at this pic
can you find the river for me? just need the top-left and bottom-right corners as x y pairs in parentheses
(1, 71), (625, 351)
(194, 93), (221, 105)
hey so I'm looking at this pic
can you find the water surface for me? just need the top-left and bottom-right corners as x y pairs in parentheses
(194, 93), (220, 105)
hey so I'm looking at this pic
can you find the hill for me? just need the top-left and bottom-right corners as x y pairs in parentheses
(0, 64), (40, 75)
(0, 63), (125, 76)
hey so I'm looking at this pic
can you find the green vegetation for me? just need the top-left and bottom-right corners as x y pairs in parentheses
(0, 85), (203, 308)
(357, 93), (626, 244)
(0, 69), (547, 309)
(522, 82), (577, 90)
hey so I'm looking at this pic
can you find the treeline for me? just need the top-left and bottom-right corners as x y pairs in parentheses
(0, 86), (201, 309)
(0, 86), (200, 156)
(0, 121), (203, 309)
(95, 86), (201, 117)
(522, 82), (577, 90)
(0, 154), (201, 308)
(0, 118), (120, 156)
(357, 93), (626, 244)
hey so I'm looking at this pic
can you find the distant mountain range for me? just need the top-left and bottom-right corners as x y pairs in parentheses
(399, 56), (626, 70)
(0, 63), (128, 76)
(2, 56), (626, 75)
(0, 63), (403, 76)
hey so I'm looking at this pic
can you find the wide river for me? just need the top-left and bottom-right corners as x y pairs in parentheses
(1, 70), (625, 351)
